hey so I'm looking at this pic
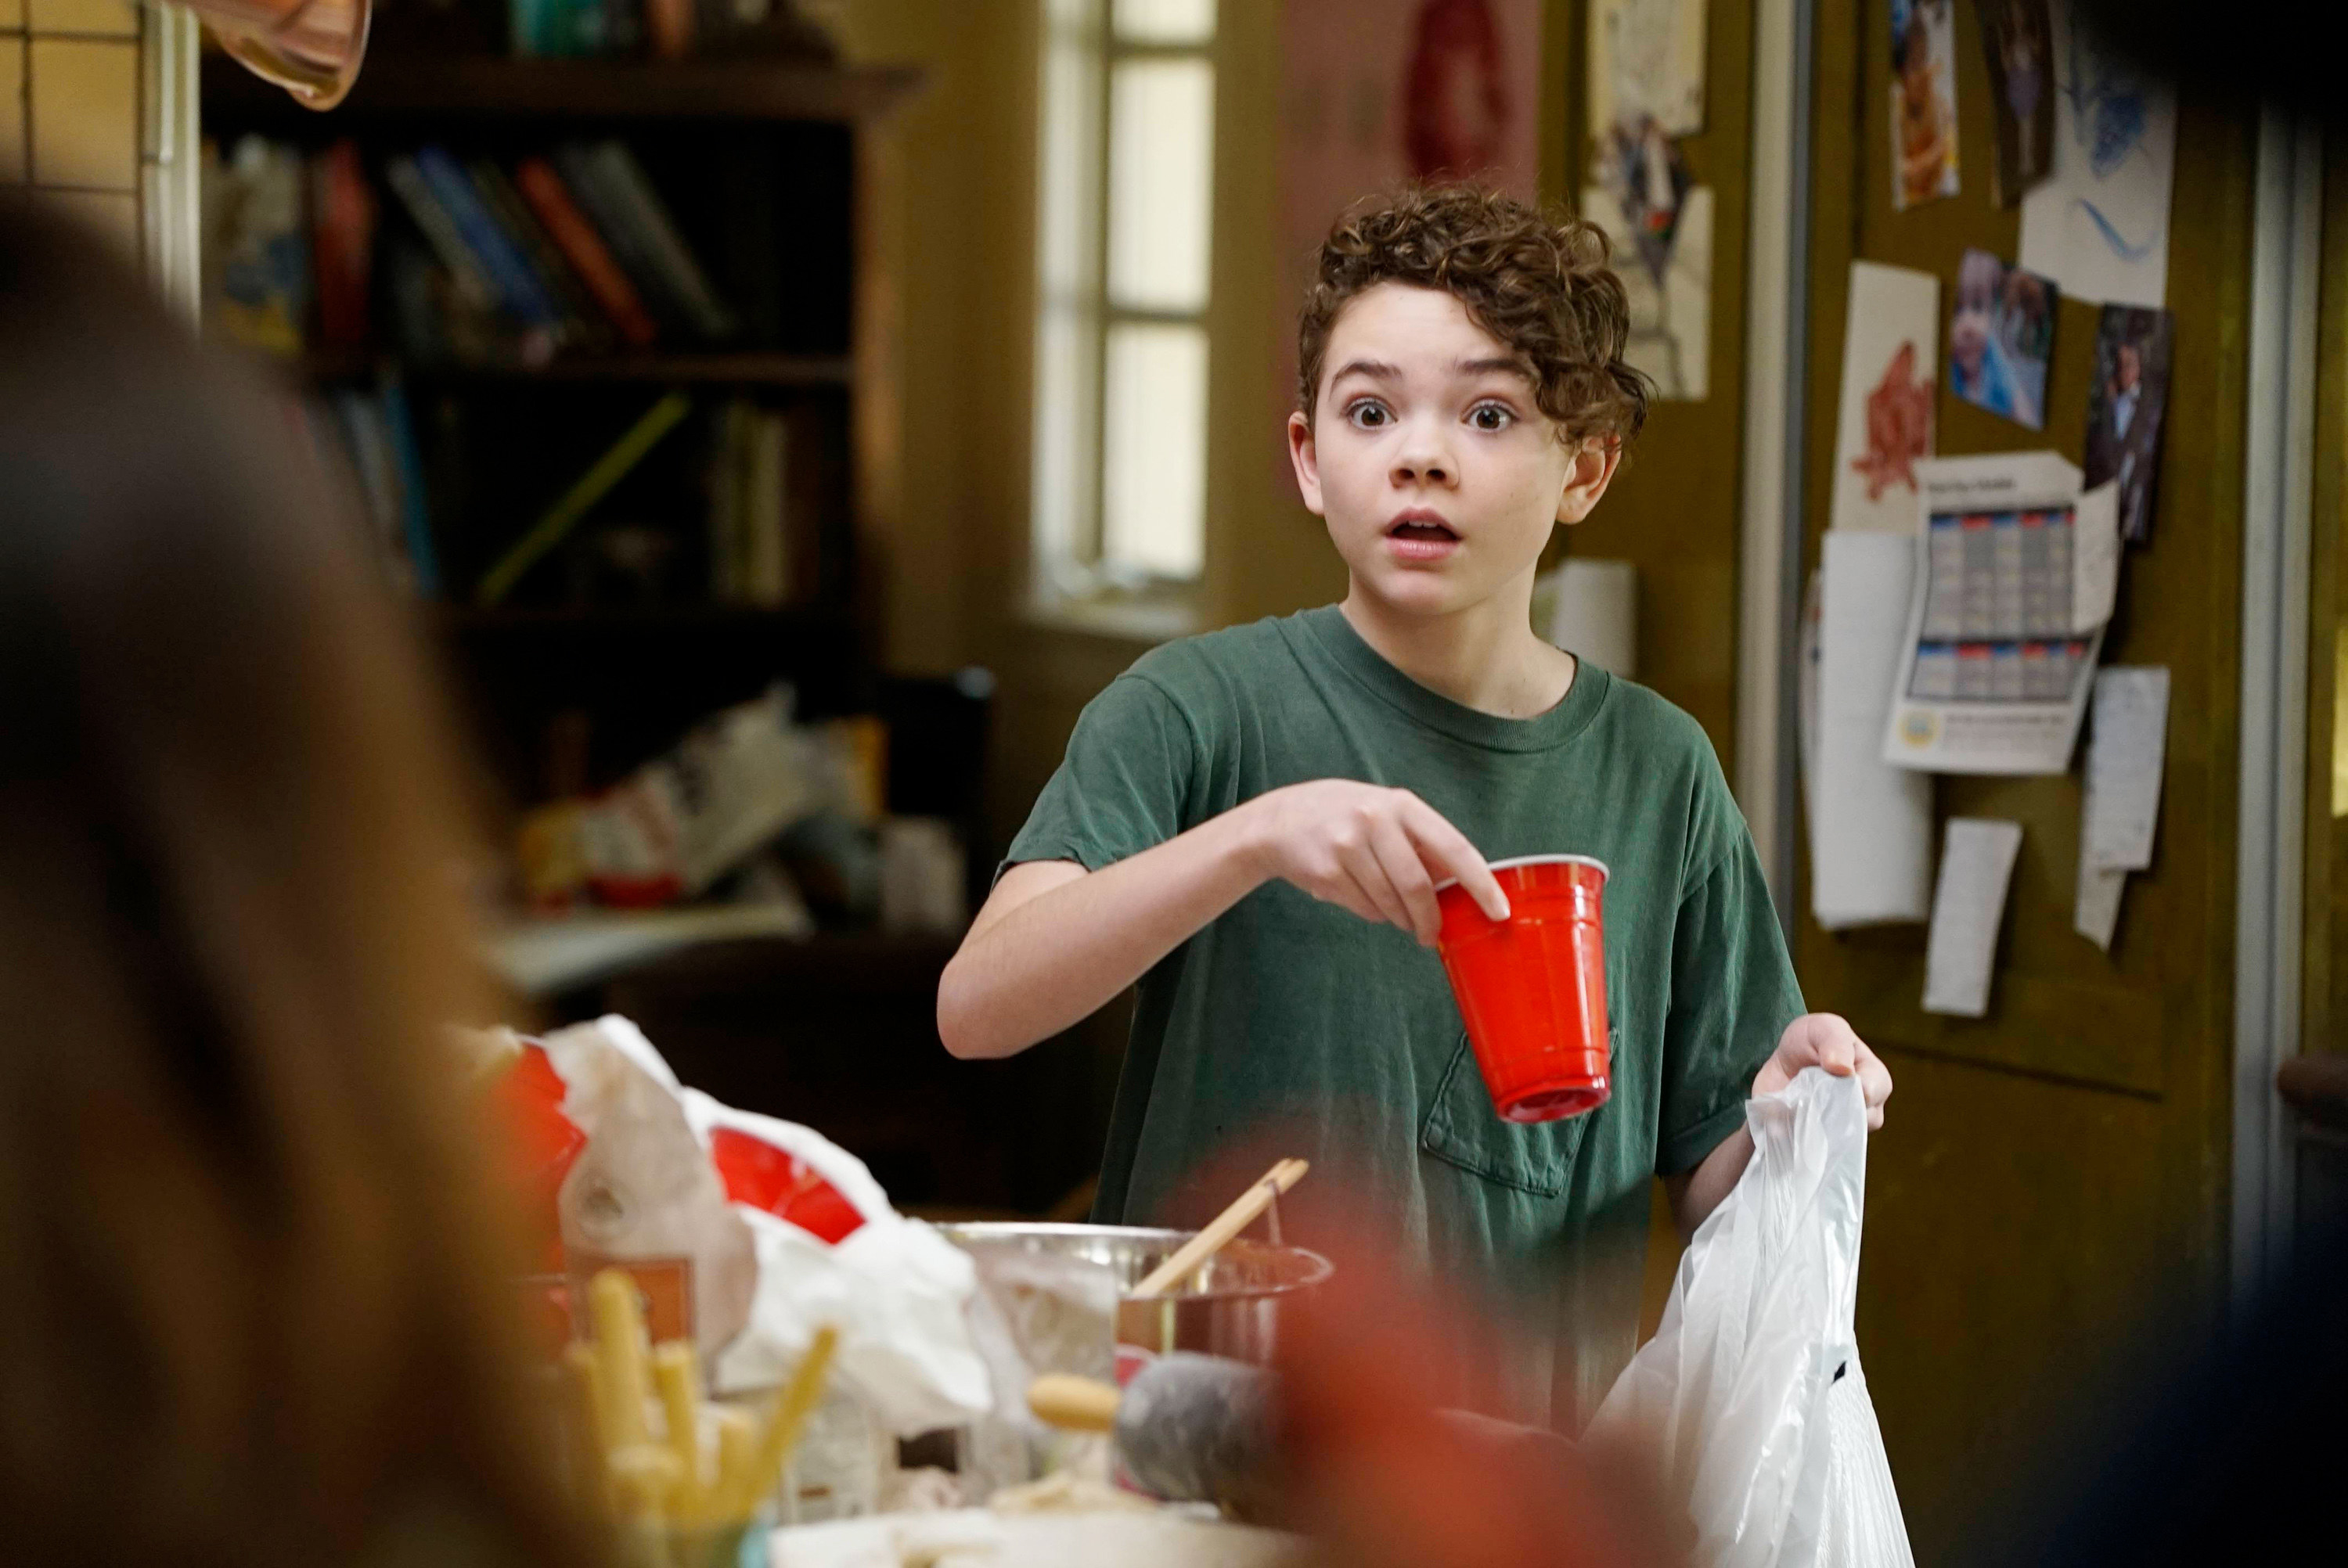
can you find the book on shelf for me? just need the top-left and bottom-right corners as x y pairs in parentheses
(412, 147), (565, 349)
(309, 140), (376, 352)
(708, 398), (801, 608)
(376, 376), (443, 597)
(511, 0), (639, 59)
(317, 383), (440, 595)
(555, 141), (740, 342)
(477, 391), (695, 606)
(513, 156), (661, 349)
(204, 135), (311, 358)
(468, 156), (615, 355)
(383, 154), (499, 315)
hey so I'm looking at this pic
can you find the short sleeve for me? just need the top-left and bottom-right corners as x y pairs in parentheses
(1654, 838), (1807, 1174)
(999, 674), (1198, 880)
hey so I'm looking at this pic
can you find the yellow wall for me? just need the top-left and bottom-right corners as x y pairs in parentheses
(2, 0), (147, 258)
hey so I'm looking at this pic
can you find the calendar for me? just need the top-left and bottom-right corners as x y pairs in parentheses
(1885, 454), (2117, 775)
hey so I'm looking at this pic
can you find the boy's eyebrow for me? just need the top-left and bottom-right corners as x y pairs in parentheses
(1330, 355), (1532, 384)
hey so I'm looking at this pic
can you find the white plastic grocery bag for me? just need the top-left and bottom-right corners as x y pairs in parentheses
(1588, 1069), (1914, 1568)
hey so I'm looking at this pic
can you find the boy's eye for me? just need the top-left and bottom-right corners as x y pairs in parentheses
(1467, 402), (1515, 432)
(1345, 399), (1392, 429)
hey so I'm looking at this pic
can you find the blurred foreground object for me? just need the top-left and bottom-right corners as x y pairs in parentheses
(1588, 1070), (1912, 1567)
(1269, 1209), (1684, 1568)
(194, 0), (373, 110)
(0, 203), (601, 1565)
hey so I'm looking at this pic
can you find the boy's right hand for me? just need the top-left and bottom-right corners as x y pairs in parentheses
(1239, 781), (1510, 947)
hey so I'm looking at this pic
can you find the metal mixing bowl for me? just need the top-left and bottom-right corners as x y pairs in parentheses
(935, 1222), (1334, 1365)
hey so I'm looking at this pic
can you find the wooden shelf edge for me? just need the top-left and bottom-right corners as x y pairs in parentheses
(204, 54), (926, 126)
(301, 350), (854, 388)
(434, 602), (848, 632)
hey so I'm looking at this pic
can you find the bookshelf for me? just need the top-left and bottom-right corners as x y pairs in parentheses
(203, 45), (920, 800)
(201, 53), (923, 126)
(303, 347), (857, 387)
(199, 45), (1089, 1215)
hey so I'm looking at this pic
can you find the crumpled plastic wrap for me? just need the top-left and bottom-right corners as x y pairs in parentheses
(539, 1016), (757, 1358)
(528, 1016), (992, 1441)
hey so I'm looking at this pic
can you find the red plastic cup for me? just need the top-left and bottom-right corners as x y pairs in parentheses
(1434, 854), (1612, 1124)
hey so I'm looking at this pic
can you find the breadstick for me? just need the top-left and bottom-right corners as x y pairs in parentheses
(561, 1343), (614, 1504)
(607, 1443), (683, 1525)
(589, 1269), (653, 1448)
(651, 1341), (703, 1516)
(714, 1326), (838, 1523)
(710, 1406), (756, 1519)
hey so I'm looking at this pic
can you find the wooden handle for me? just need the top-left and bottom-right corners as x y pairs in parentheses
(1027, 1373), (1122, 1433)
(1132, 1158), (1308, 1298)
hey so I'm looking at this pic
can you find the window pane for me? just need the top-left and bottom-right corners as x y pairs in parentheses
(1102, 322), (1207, 579)
(1039, 34), (1101, 299)
(1107, 58), (1214, 313)
(1112, 0), (1214, 44)
(1032, 304), (1095, 577)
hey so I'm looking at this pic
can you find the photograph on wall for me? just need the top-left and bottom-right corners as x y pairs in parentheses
(1883, 452), (2119, 776)
(1583, 122), (1712, 401)
(1587, 0), (1708, 142)
(1831, 261), (1939, 533)
(2018, 0), (2176, 307)
(1277, 0), (1545, 431)
(1949, 248), (2057, 430)
(2083, 304), (2176, 545)
(1976, 0), (2054, 206)
(1890, 0), (1961, 210)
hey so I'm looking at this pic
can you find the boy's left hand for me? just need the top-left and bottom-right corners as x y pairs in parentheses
(1753, 1012), (1893, 1130)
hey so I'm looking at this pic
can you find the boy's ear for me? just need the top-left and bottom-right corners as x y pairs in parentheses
(1287, 411), (1327, 516)
(1555, 441), (1622, 525)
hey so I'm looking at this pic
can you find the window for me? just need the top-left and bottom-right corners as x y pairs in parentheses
(1033, 0), (1216, 602)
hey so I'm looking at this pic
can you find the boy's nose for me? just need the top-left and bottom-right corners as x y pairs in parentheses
(1392, 434), (1457, 487)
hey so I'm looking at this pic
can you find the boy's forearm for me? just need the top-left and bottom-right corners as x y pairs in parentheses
(1666, 1127), (1754, 1243)
(936, 805), (1269, 1060)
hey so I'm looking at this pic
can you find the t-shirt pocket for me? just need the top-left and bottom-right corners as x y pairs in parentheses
(1417, 1024), (1612, 1198)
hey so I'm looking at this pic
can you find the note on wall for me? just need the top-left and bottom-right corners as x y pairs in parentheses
(2076, 859), (2126, 951)
(1812, 533), (1936, 929)
(1924, 818), (2024, 1018)
(2081, 666), (2170, 871)
(2016, 0), (2177, 307)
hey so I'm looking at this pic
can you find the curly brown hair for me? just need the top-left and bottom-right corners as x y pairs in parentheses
(1296, 184), (1651, 448)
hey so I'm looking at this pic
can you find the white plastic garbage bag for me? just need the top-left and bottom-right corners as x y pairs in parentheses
(1588, 1068), (1914, 1568)
(537, 1016), (992, 1438)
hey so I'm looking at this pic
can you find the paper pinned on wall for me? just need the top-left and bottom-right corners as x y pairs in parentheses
(1587, 0), (1709, 138)
(1583, 181), (1712, 401)
(1882, 452), (2105, 776)
(2076, 859), (2127, 951)
(2082, 665), (2170, 871)
(2016, 0), (2176, 307)
(1812, 533), (1936, 929)
(1799, 566), (1824, 832)
(2070, 481), (2120, 633)
(1830, 262), (1939, 534)
(1924, 818), (2024, 1018)
(1543, 557), (1639, 676)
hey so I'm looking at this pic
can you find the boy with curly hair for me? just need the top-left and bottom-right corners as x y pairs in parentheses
(939, 186), (1889, 1422)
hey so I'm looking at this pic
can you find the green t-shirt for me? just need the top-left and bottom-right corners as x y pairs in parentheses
(1004, 606), (1803, 1422)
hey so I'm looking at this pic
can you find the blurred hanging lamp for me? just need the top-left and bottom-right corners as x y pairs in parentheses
(186, 0), (373, 111)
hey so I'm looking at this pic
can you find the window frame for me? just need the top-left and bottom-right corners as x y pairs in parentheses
(1031, 0), (1215, 611)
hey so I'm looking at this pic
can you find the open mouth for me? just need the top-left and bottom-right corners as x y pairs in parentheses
(1387, 516), (1460, 545)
